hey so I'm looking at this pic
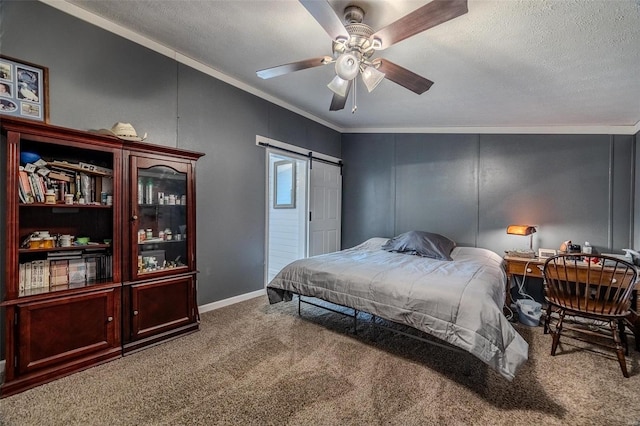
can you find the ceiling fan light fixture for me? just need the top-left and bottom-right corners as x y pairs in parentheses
(259, 0), (469, 112)
(361, 65), (385, 92)
(335, 52), (360, 81)
(327, 75), (350, 97)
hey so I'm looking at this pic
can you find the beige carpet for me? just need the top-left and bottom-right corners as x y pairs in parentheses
(1, 295), (639, 426)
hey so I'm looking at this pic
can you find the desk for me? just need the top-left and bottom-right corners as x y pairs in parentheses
(504, 255), (639, 350)
(503, 256), (545, 307)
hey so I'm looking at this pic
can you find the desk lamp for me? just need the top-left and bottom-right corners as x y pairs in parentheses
(506, 225), (537, 257)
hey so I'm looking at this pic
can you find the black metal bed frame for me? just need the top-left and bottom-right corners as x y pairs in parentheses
(296, 294), (464, 354)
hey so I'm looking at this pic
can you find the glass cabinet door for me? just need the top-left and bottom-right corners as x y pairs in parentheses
(131, 157), (192, 279)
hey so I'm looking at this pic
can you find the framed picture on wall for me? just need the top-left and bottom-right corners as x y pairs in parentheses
(0, 55), (49, 123)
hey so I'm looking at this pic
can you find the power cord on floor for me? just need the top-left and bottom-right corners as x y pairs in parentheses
(516, 260), (537, 302)
(504, 304), (514, 321)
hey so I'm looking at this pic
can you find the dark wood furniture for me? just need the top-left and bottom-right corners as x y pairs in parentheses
(503, 255), (545, 307)
(505, 254), (640, 351)
(1, 118), (203, 396)
(542, 254), (638, 377)
(121, 148), (201, 353)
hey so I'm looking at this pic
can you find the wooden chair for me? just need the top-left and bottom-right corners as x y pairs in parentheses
(542, 254), (638, 377)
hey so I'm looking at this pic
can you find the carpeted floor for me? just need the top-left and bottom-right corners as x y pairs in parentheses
(1, 295), (639, 426)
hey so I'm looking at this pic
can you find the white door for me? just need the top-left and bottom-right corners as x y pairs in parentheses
(308, 161), (342, 256)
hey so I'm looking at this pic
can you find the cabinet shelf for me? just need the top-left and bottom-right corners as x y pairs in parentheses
(138, 204), (185, 208)
(19, 244), (112, 254)
(2, 280), (120, 303)
(19, 202), (113, 209)
(137, 265), (189, 276)
(138, 240), (184, 246)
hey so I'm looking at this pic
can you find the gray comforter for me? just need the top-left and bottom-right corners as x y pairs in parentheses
(267, 238), (529, 380)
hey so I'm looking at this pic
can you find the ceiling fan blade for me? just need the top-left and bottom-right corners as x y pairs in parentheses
(373, 0), (468, 50)
(376, 59), (434, 94)
(256, 56), (332, 79)
(299, 0), (349, 41)
(329, 81), (352, 111)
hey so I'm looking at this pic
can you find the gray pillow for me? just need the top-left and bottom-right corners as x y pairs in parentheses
(382, 231), (456, 261)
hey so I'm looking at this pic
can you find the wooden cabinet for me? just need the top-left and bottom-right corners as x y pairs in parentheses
(2, 288), (121, 396)
(121, 149), (201, 353)
(123, 275), (197, 353)
(1, 118), (203, 396)
(1, 119), (123, 397)
(16, 289), (120, 375)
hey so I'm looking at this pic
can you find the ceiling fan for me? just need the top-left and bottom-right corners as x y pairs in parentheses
(256, 0), (468, 113)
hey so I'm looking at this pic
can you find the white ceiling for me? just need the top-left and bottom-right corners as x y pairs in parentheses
(58, 0), (640, 133)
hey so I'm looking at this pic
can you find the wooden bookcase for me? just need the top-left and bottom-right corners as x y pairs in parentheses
(1, 118), (203, 396)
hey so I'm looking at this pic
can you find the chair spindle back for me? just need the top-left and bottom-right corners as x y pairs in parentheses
(543, 254), (637, 318)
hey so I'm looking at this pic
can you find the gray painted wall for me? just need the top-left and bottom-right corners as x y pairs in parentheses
(342, 133), (635, 256)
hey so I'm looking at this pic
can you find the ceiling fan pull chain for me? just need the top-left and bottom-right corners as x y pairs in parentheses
(352, 79), (358, 114)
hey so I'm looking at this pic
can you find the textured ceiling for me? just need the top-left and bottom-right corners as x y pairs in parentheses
(61, 0), (640, 132)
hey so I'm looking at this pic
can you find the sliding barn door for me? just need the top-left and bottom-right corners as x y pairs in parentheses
(308, 161), (342, 257)
(264, 143), (342, 286)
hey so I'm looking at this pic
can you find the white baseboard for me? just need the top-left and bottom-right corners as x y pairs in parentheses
(198, 288), (266, 314)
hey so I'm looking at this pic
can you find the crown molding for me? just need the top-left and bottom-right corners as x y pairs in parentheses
(38, 0), (341, 132)
(344, 125), (640, 135)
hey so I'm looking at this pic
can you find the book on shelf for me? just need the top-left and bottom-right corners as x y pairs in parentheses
(48, 160), (112, 177)
(68, 258), (86, 284)
(18, 184), (28, 203)
(19, 263), (26, 292)
(27, 172), (43, 203)
(79, 162), (113, 176)
(83, 251), (112, 280)
(17, 252), (113, 291)
(36, 166), (50, 177)
(30, 260), (43, 289)
(29, 260), (50, 289)
(18, 158), (114, 204)
(36, 173), (46, 201)
(18, 169), (33, 203)
(24, 262), (32, 291)
(43, 260), (50, 288)
(49, 259), (69, 287)
(47, 250), (84, 259)
(85, 257), (97, 282)
(48, 171), (73, 183)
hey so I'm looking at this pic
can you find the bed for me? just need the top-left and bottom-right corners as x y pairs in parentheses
(267, 233), (529, 381)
